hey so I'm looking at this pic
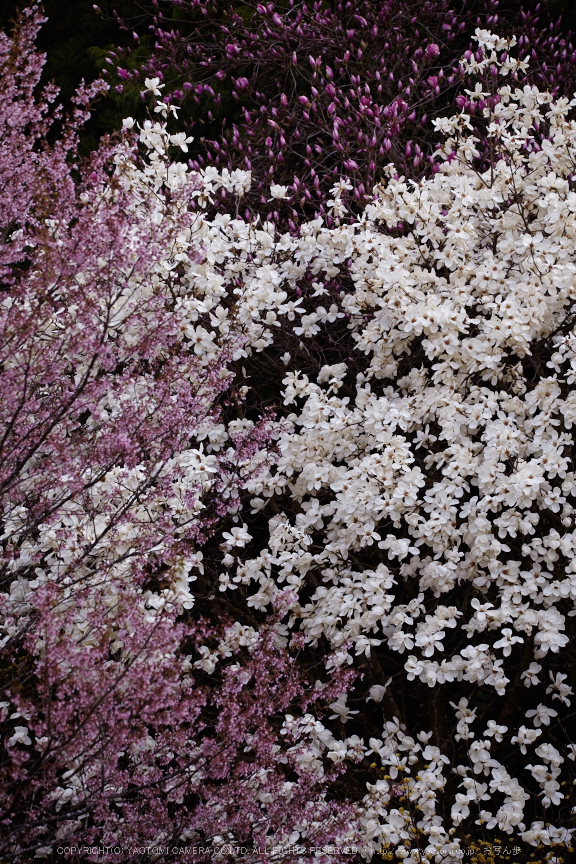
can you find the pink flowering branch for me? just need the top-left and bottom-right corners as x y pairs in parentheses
(0, 11), (362, 859)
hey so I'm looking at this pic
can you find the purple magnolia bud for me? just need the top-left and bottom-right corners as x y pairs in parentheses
(425, 43), (440, 59)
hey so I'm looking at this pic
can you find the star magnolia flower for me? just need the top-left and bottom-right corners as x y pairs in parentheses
(367, 683), (390, 703)
(8, 726), (32, 747)
(269, 184), (290, 200)
(484, 720), (508, 742)
(328, 695), (359, 723)
(525, 704), (559, 728)
(222, 525), (253, 547)
(493, 628), (524, 657)
(144, 76), (165, 97)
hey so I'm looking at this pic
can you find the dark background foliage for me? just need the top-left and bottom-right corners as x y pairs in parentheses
(1, 0), (575, 154)
(0, 1), (149, 151)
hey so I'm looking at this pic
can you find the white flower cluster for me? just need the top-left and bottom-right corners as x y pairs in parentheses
(212, 30), (576, 857)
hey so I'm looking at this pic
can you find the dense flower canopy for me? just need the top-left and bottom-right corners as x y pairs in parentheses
(202, 32), (576, 858)
(1, 5), (576, 864)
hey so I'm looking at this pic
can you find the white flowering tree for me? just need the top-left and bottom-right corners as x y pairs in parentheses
(208, 30), (576, 860)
